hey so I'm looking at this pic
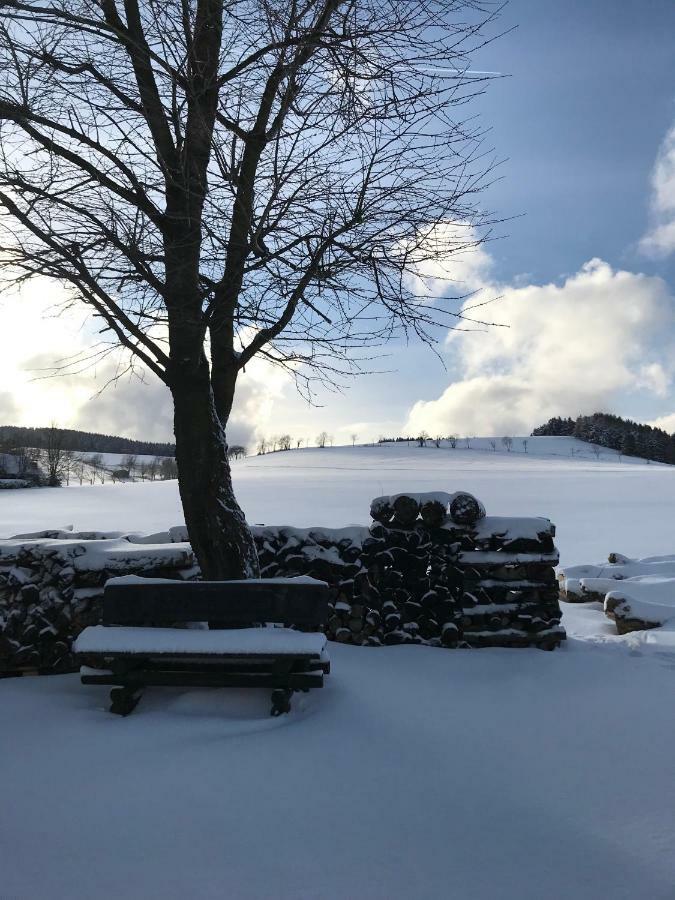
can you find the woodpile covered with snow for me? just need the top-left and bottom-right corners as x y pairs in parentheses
(1, 492), (565, 674)
(0, 529), (197, 674)
(559, 554), (675, 634)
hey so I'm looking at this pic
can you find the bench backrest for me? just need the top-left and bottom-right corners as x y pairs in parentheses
(102, 580), (329, 628)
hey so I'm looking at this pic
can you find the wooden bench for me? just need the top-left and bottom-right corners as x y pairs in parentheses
(74, 576), (330, 717)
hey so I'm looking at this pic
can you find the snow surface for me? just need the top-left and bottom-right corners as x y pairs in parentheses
(2, 629), (675, 900)
(75, 625), (327, 656)
(1, 436), (673, 565)
(4, 437), (675, 898)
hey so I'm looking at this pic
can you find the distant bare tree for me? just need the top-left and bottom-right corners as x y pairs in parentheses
(522, 439), (528, 453)
(0, 1), (501, 577)
(278, 434), (292, 451)
(86, 452), (104, 484)
(228, 445), (247, 460)
(317, 431), (329, 449)
(73, 456), (86, 486)
(351, 434), (358, 447)
(147, 457), (161, 480)
(464, 437), (472, 449)
(296, 438), (303, 449)
(44, 424), (64, 486)
(501, 436), (513, 452)
(122, 455), (138, 477)
(418, 431), (429, 447)
(256, 437), (267, 456)
(160, 457), (179, 480)
(489, 439), (496, 451)
(61, 450), (77, 485)
(448, 436), (457, 449)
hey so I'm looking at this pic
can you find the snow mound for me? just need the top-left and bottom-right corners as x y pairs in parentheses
(560, 553), (675, 632)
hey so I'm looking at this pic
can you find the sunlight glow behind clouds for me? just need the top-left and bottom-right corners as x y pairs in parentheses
(0, 280), (292, 446)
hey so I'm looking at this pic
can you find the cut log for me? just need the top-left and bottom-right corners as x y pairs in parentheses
(448, 493), (486, 525)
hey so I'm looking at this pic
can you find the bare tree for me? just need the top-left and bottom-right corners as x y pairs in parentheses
(86, 452), (104, 484)
(0, 1), (501, 578)
(489, 439), (496, 451)
(228, 445), (247, 460)
(351, 433), (358, 447)
(147, 456), (161, 480)
(160, 457), (179, 480)
(44, 424), (64, 486)
(296, 438), (303, 449)
(448, 436), (457, 449)
(61, 449), (77, 485)
(73, 456), (86, 486)
(278, 434), (292, 451)
(521, 439), (528, 453)
(418, 431), (429, 447)
(256, 436), (267, 455)
(316, 431), (328, 449)
(122, 454), (138, 477)
(501, 436), (513, 452)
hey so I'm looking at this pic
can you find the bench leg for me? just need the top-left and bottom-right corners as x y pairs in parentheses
(270, 688), (294, 717)
(109, 685), (142, 716)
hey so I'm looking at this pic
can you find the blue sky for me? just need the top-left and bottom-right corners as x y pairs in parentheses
(478, 0), (675, 286)
(3, 0), (675, 447)
(275, 0), (675, 444)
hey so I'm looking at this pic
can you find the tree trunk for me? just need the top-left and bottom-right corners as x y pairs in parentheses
(171, 360), (259, 581)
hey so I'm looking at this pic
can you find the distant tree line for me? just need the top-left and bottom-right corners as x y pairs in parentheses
(532, 413), (675, 464)
(0, 425), (175, 457)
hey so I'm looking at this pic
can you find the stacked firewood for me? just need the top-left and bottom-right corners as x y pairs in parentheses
(0, 531), (196, 675)
(364, 492), (563, 649)
(253, 494), (564, 649)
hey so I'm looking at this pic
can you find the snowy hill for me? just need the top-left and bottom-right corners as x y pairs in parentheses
(1, 436), (672, 565)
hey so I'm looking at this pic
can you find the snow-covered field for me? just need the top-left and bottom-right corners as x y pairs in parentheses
(3, 436), (675, 899)
(1, 436), (673, 564)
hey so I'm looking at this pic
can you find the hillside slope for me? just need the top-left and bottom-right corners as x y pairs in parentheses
(1, 437), (673, 565)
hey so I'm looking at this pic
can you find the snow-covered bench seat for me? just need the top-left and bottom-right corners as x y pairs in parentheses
(75, 625), (328, 657)
(74, 576), (330, 716)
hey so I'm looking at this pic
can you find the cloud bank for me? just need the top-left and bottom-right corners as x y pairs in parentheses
(640, 122), (675, 257)
(0, 281), (290, 449)
(405, 257), (675, 437)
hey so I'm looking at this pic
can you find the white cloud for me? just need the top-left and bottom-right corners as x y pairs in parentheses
(75, 360), (288, 450)
(646, 412), (675, 435)
(405, 258), (675, 437)
(640, 123), (675, 257)
(404, 221), (493, 298)
(0, 280), (292, 451)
